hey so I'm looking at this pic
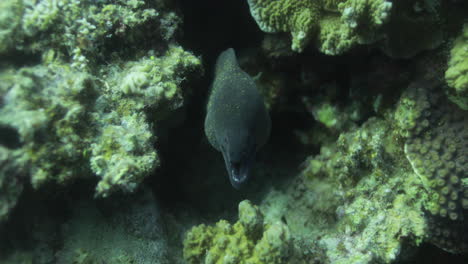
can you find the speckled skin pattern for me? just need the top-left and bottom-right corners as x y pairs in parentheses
(204, 48), (271, 188)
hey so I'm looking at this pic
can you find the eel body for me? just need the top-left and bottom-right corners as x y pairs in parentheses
(204, 48), (271, 189)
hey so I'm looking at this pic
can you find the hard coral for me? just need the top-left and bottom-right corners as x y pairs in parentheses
(247, 0), (322, 52)
(0, 65), (96, 189)
(395, 79), (468, 253)
(91, 47), (201, 197)
(247, 0), (392, 54)
(0, 46), (202, 200)
(90, 112), (158, 197)
(269, 116), (429, 264)
(0, 0), (23, 54)
(0, 0), (177, 69)
(183, 200), (292, 264)
(445, 24), (468, 110)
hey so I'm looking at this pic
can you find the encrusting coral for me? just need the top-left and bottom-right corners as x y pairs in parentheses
(90, 46), (201, 196)
(183, 200), (293, 264)
(0, 0), (203, 219)
(242, 77), (467, 263)
(248, 0), (455, 57)
(0, 48), (201, 200)
(293, 117), (428, 263)
(247, 0), (392, 54)
(395, 79), (468, 253)
(0, 65), (97, 190)
(445, 24), (468, 110)
(0, 0), (179, 70)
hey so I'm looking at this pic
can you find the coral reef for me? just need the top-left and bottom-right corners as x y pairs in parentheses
(248, 0), (458, 57)
(247, 0), (392, 54)
(1, 0), (468, 263)
(445, 24), (468, 110)
(395, 79), (468, 253)
(277, 117), (429, 263)
(0, 65), (97, 189)
(183, 200), (293, 264)
(247, 0), (322, 53)
(90, 46), (201, 197)
(0, 0), (202, 224)
(251, 79), (466, 263)
(0, 48), (201, 200)
(0, 0), (23, 54)
(0, 0), (181, 70)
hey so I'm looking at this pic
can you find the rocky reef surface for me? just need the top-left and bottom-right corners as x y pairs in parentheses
(0, 0), (467, 264)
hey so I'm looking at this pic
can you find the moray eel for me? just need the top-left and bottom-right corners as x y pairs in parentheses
(205, 48), (271, 189)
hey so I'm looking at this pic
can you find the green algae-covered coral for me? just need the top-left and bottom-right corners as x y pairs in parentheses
(90, 112), (158, 196)
(0, 65), (97, 189)
(0, 46), (201, 200)
(0, 0), (23, 54)
(247, 0), (392, 54)
(90, 46), (201, 197)
(183, 200), (293, 264)
(0, 0), (203, 206)
(445, 24), (468, 110)
(395, 79), (467, 253)
(301, 118), (428, 263)
(0, 0), (178, 69)
(247, 0), (322, 52)
(254, 75), (467, 262)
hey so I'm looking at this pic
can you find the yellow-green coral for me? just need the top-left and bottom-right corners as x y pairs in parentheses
(247, 0), (392, 54)
(260, 106), (445, 263)
(90, 112), (158, 197)
(0, 45), (201, 200)
(0, 0), (177, 69)
(247, 0), (322, 52)
(445, 24), (468, 110)
(0, 65), (96, 189)
(0, 0), (23, 54)
(90, 46), (201, 197)
(118, 45), (202, 105)
(395, 79), (468, 253)
(311, 102), (341, 129)
(183, 200), (292, 264)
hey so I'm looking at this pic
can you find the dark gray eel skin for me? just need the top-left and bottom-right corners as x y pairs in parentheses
(204, 48), (271, 189)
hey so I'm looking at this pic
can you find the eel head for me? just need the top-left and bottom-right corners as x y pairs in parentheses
(220, 132), (256, 189)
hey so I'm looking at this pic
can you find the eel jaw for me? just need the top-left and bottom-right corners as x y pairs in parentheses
(222, 150), (256, 189)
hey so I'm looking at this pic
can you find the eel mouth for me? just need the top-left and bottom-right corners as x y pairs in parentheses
(229, 162), (248, 188)
(222, 150), (256, 189)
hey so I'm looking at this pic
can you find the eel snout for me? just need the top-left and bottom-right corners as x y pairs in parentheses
(221, 145), (256, 189)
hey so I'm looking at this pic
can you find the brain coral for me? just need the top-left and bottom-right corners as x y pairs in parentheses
(395, 79), (468, 253)
(183, 200), (293, 264)
(247, 0), (392, 54)
(445, 24), (468, 110)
